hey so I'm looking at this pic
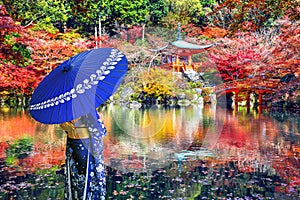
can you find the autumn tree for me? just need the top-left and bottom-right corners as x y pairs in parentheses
(209, 0), (300, 34)
(209, 34), (261, 81)
(0, 5), (94, 104)
(0, 5), (38, 99)
(0, 5), (26, 66)
(267, 18), (300, 106)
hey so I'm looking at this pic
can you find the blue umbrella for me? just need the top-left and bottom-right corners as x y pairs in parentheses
(29, 47), (128, 124)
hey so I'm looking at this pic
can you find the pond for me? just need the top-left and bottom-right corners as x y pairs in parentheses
(0, 104), (299, 199)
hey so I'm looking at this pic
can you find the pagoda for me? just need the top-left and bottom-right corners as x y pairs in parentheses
(160, 23), (213, 73)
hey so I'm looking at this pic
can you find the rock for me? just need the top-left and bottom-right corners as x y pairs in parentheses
(194, 88), (202, 95)
(128, 101), (142, 109)
(177, 93), (186, 100)
(178, 99), (190, 106)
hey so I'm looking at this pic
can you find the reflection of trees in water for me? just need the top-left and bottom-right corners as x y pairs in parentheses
(0, 109), (66, 198)
(211, 108), (300, 197)
(104, 105), (298, 198)
(5, 136), (33, 165)
(0, 109), (37, 141)
(0, 107), (299, 198)
(0, 165), (64, 199)
(106, 158), (293, 199)
(269, 108), (300, 123)
(102, 105), (205, 173)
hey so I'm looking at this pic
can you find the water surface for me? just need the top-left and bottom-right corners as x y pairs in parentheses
(0, 105), (299, 199)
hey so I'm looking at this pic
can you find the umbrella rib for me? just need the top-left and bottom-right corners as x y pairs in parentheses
(109, 69), (127, 72)
(63, 73), (70, 123)
(51, 71), (72, 124)
(101, 78), (125, 87)
(80, 89), (96, 111)
(94, 90), (108, 105)
(47, 96), (60, 124)
(99, 82), (121, 94)
(78, 93), (92, 118)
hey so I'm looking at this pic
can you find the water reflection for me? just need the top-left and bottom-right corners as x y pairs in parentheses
(102, 104), (212, 173)
(0, 106), (299, 199)
(0, 108), (66, 199)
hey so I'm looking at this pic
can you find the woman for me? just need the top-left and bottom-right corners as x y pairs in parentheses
(60, 112), (106, 200)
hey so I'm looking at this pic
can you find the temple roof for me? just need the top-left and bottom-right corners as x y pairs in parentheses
(170, 40), (213, 50)
(150, 23), (213, 52)
(171, 23), (213, 50)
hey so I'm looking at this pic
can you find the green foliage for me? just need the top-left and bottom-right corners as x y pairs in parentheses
(162, 12), (191, 28)
(3, 34), (17, 46)
(201, 0), (217, 8)
(146, 26), (178, 42)
(202, 70), (224, 85)
(35, 165), (60, 175)
(134, 39), (148, 47)
(1, 0), (69, 30)
(11, 43), (32, 66)
(107, 0), (149, 25)
(3, 33), (32, 66)
(30, 21), (59, 34)
(65, 0), (104, 33)
(147, 0), (169, 25)
(5, 156), (17, 166)
(189, 81), (203, 89)
(143, 82), (172, 98)
(163, 0), (204, 26)
(120, 68), (183, 101)
(130, 93), (140, 102)
(139, 68), (180, 95)
(1, 0), (215, 36)
(5, 136), (33, 165)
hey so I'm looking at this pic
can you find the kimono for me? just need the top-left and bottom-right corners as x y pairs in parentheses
(61, 113), (106, 200)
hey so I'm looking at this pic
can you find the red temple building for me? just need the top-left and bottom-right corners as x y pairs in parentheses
(159, 23), (213, 73)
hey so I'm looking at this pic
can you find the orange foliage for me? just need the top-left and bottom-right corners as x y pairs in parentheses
(200, 26), (228, 38)
(181, 24), (227, 39)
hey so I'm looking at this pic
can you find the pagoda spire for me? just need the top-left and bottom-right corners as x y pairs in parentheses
(177, 22), (182, 40)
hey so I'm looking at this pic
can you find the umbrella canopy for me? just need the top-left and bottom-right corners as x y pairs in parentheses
(29, 48), (128, 124)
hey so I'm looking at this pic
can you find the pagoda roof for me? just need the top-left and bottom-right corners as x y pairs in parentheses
(150, 23), (214, 52)
(151, 41), (213, 53)
(170, 39), (213, 50)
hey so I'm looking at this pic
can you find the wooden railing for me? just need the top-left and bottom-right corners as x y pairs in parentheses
(214, 78), (279, 94)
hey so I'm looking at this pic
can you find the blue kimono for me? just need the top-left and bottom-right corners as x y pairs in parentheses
(63, 113), (106, 200)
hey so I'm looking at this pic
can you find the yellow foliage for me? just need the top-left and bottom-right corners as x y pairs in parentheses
(138, 68), (179, 97)
(0, 91), (10, 96)
(202, 87), (213, 96)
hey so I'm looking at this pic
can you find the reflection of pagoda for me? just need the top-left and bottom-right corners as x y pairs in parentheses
(160, 23), (213, 73)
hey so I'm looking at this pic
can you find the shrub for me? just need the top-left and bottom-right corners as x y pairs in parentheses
(31, 22), (59, 34)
